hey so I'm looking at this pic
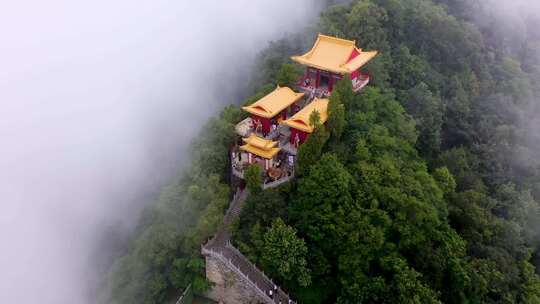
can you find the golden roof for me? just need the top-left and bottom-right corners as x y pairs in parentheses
(291, 33), (378, 74)
(240, 134), (280, 159)
(281, 98), (329, 133)
(242, 86), (305, 119)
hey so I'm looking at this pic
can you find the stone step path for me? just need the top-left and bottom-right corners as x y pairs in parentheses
(202, 189), (295, 304)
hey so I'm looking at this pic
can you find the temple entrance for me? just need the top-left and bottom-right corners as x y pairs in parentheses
(319, 74), (329, 88)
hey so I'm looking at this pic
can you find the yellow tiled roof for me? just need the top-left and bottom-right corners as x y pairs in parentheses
(343, 51), (378, 73)
(281, 98), (329, 133)
(240, 134), (280, 159)
(242, 86), (304, 119)
(291, 33), (378, 74)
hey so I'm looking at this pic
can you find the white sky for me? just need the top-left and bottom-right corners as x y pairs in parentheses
(0, 1), (319, 303)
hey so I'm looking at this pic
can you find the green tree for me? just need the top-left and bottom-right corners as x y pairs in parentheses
(261, 218), (311, 287)
(244, 164), (263, 193)
(276, 63), (301, 87)
(296, 111), (330, 176)
(327, 90), (346, 143)
(234, 190), (288, 258)
(292, 153), (356, 277)
(333, 77), (355, 109)
(344, 0), (390, 51)
(402, 82), (443, 159)
(432, 166), (457, 196)
(106, 106), (239, 303)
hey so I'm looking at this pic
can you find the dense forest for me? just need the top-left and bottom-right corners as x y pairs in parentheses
(105, 0), (540, 303)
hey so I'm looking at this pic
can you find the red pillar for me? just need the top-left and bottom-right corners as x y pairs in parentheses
(260, 117), (270, 135)
(315, 69), (320, 88)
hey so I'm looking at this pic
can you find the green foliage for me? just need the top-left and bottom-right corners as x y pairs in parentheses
(260, 218), (311, 287)
(238, 190), (288, 230)
(436, 147), (484, 192)
(309, 109), (321, 127)
(288, 87), (471, 301)
(340, 0), (390, 51)
(402, 82), (443, 159)
(333, 74), (355, 108)
(327, 89), (346, 143)
(242, 84), (275, 106)
(432, 166), (456, 196)
(234, 190), (288, 263)
(293, 153), (356, 253)
(249, 33), (312, 91)
(276, 63), (301, 87)
(296, 113), (330, 176)
(106, 106), (241, 304)
(244, 164), (262, 194)
(347, 87), (417, 147)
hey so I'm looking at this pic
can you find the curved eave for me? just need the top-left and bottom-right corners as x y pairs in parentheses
(240, 144), (280, 159)
(291, 55), (349, 75)
(242, 90), (305, 119)
(242, 134), (278, 150)
(241, 106), (272, 118)
(343, 50), (378, 73)
(281, 120), (315, 133)
(281, 99), (329, 133)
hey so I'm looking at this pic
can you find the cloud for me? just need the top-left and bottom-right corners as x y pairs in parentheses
(0, 1), (320, 303)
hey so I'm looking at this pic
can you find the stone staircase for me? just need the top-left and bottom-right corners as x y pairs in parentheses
(202, 189), (295, 304)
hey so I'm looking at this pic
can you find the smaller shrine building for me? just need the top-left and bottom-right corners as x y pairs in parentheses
(281, 98), (329, 146)
(239, 134), (280, 170)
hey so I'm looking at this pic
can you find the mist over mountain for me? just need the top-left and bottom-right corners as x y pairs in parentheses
(3, 0), (540, 303)
(0, 1), (320, 303)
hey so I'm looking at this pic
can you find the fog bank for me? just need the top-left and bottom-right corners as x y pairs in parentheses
(0, 1), (320, 303)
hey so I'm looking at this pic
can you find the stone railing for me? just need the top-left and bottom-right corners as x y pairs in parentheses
(223, 189), (244, 219)
(201, 246), (275, 304)
(175, 283), (193, 304)
(226, 242), (294, 303)
(352, 75), (370, 92)
(263, 172), (294, 190)
(201, 187), (296, 304)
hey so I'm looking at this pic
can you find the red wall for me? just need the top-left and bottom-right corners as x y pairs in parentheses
(252, 115), (271, 135)
(290, 128), (309, 145)
(347, 48), (361, 80)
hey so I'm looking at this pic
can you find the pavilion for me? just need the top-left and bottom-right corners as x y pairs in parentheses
(292, 33), (378, 94)
(239, 134), (281, 170)
(281, 98), (329, 146)
(242, 86), (305, 136)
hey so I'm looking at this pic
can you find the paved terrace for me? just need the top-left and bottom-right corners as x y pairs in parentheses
(202, 190), (295, 304)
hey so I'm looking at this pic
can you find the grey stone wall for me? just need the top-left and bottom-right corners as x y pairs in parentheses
(204, 255), (266, 304)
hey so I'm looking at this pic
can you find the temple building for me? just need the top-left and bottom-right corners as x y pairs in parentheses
(241, 86), (305, 136)
(232, 34), (374, 189)
(232, 133), (294, 188)
(201, 33), (381, 304)
(292, 33), (378, 96)
(281, 98), (329, 146)
(239, 134), (280, 170)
